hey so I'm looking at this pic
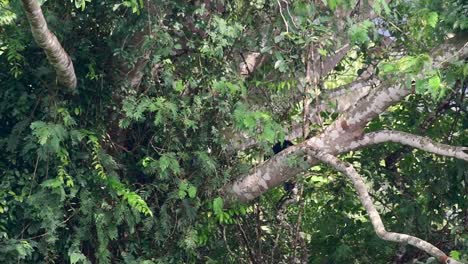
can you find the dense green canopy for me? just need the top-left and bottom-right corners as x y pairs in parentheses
(0, 0), (467, 263)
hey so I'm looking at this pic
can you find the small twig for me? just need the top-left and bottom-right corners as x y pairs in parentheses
(282, 0), (298, 30)
(255, 204), (263, 259)
(276, 0), (289, 33)
(291, 183), (307, 262)
(446, 82), (465, 143)
(387, 20), (405, 34)
(237, 221), (258, 264)
(25, 210), (77, 240)
(270, 231), (281, 263)
(222, 225), (235, 257)
(106, 133), (130, 152)
(15, 223), (31, 239)
(29, 154), (40, 196)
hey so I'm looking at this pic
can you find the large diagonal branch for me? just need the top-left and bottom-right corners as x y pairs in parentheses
(225, 77), (379, 153)
(221, 36), (468, 203)
(301, 36), (467, 153)
(21, 0), (76, 89)
(221, 81), (404, 202)
(220, 81), (409, 203)
(229, 0), (395, 152)
(229, 20), (468, 155)
(310, 150), (462, 264)
(207, 0), (386, 152)
(343, 130), (468, 161)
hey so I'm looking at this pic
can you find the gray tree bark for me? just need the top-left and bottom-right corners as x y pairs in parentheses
(21, 0), (77, 89)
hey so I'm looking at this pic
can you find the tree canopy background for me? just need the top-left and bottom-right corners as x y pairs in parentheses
(0, 0), (467, 263)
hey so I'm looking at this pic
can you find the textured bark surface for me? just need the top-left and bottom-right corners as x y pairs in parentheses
(225, 77), (379, 153)
(222, 36), (468, 203)
(345, 130), (468, 160)
(219, 35), (468, 264)
(225, 0), (393, 152)
(21, 0), (77, 89)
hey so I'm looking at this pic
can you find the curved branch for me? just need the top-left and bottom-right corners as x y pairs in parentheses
(310, 150), (462, 264)
(346, 130), (468, 161)
(21, 0), (77, 89)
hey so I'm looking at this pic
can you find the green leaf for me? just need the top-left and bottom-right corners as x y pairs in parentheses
(348, 20), (374, 45)
(274, 34), (284, 43)
(30, 121), (50, 145)
(373, 0), (391, 15)
(262, 125), (276, 143)
(274, 59), (287, 72)
(178, 189), (187, 199)
(415, 79), (425, 94)
(159, 155), (171, 172)
(213, 197), (224, 215)
(41, 178), (63, 188)
(243, 115), (256, 129)
(318, 48), (328, 56)
(179, 181), (188, 191)
(187, 185), (197, 198)
(427, 12), (438, 28)
(310, 175), (328, 183)
(174, 80), (185, 92)
(178, 181), (188, 199)
(326, 0), (337, 10)
(428, 75), (440, 91)
(463, 63), (468, 77)
(379, 63), (397, 74)
(70, 251), (89, 264)
(449, 250), (461, 260)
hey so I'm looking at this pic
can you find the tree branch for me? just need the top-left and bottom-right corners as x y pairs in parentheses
(345, 130), (468, 161)
(221, 36), (468, 203)
(225, 77), (378, 153)
(21, 0), (77, 89)
(309, 150), (462, 264)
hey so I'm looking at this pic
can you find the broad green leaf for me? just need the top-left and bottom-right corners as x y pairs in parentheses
(178, 189), (187, 199)
(428, 75), (441, 91)
(187, 185), (197, 198)
(41, 177), (63, 188)
(427, 12), (438, 28)
(173, 80), (185, 92)
(213, 197), (224, 215)
(262, 125), (276, 143)
(349, 20), (374, 45)
(243, 115), (256, 129)
(450, 250), (461, 260)
(274, 34), (284, 43)
(70, 251), (89, 264)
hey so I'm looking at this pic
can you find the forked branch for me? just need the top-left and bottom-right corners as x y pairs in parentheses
(310, 150), (463, 264)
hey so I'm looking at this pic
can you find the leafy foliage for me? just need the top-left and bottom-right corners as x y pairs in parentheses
(0, 0), (466, 263)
